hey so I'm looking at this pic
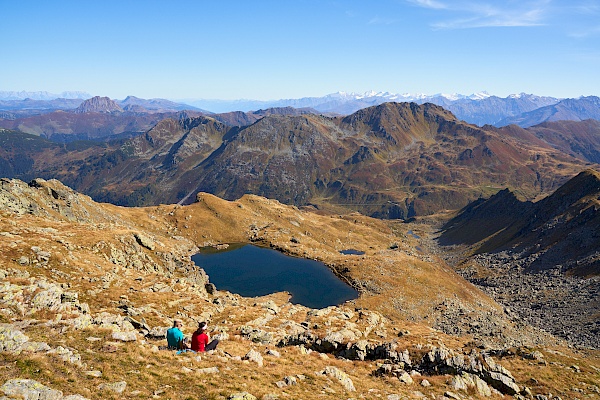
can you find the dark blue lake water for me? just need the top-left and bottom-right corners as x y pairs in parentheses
(192, 244), (359, 309)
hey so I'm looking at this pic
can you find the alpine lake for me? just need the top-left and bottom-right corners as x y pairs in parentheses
(192, 244), (360, 309)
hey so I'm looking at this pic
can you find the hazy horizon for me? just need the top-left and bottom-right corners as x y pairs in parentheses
(3, 1), (599, 100)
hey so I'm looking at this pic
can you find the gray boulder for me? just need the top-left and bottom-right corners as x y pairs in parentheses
(243, 349), (264, 367)
(1, 379), (62, 400)
(319, 366), (356, 392)
(483, 371), (520, 395)
(0, 324), (29, 353)
(111, 331), (137, 342)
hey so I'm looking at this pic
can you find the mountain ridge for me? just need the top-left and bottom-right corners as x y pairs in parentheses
(440, 168), (600, 276)
(25, 102), (595, 216)
(498, 96), (600, 127)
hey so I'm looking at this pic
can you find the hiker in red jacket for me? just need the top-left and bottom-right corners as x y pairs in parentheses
(191, 321), (219, 352)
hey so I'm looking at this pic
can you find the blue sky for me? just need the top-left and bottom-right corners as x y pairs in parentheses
(2, 0), (599, 100)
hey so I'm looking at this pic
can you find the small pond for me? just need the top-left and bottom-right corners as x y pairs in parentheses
(407, 230), (420, 239)
(339, 249), (365, 255)
(192, 244), (359, 309)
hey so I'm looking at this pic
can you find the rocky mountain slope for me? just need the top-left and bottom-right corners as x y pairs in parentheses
(119, 95), (202, 113)
(495, 119), (600, 164)
(440, 169), (600, 276)
(0, 177), (598, 399)
(0, 98), (312, 141)
(437, 169), (600, 348)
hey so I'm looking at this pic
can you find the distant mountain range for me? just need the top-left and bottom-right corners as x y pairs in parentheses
(497, 96), (600, 127)
(0, 102), (596, 218)
(0, 90), (92, 100)
(3, 90), (600, 127)
(183, 91), (564, 125)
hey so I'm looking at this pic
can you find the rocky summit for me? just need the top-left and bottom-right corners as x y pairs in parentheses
(73, 96), (124, 114)
(0, 177), (599, 399)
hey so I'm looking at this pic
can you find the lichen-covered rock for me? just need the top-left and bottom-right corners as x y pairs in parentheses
(1, 378), (62, 400)
(322, 328), (359, 351)
(483, 371), (520, 395)
(93, 312), (129, 331)
(320, 366), (356, 392)
(283, 376), (297, 386)
(243, 349), (264, 367)
(0, 324), (29, 353)
(31, 285), (63, 311)
(146, 326), (168, 339)
(398, 371), (413, 384)
(68, 314), (93, 330)
(112, 331), (137, 342)
(134, 232), (155, 250)
(266, 349), (280, 358)
(240, 326), (273, 344)
(260, 300), (280, 314)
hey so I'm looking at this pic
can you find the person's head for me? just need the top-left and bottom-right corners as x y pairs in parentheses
(198, 321), (208, 331)
(173, 319), (183, 328)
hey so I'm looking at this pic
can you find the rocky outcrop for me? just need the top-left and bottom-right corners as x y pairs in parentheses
(457, 252), (600, 349)
(318, 366), (356, 392)
(374, 346), (521, 396)
(278, 327), (521, 396)
(73, 96), (123, 114)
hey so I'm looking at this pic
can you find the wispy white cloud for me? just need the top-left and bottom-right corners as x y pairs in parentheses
(407, 0), (448, 10)
(564, 1), (600, 38)
(568, 25), (600, 38)
(368, 16), (400, 25)
(408, 0), (550, 29)
(573, 1), (600, 15)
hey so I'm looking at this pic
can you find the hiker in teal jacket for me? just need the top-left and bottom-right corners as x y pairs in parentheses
(166, 319), (188, 350)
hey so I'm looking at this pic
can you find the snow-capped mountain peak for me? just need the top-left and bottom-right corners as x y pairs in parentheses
(467, 91), (491, 100)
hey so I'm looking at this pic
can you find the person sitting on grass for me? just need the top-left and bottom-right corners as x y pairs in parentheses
(191, 321), (219, 352)
(166, 319), (189, 350)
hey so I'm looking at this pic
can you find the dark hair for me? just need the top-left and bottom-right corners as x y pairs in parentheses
(198, 321), (207, 330)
